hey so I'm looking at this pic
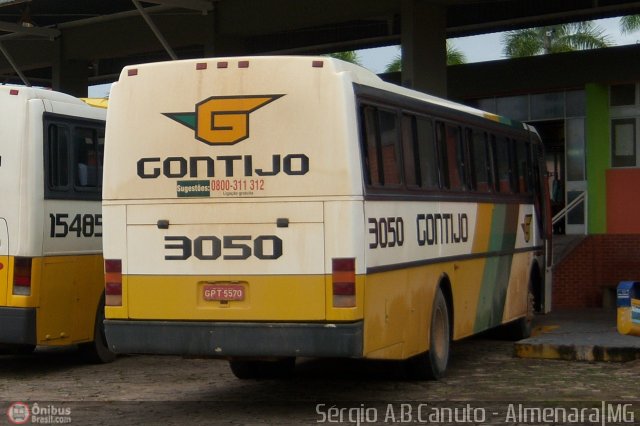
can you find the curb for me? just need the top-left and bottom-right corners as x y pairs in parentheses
(514, 342), (640, 362)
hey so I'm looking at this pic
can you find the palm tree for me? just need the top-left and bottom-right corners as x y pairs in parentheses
(325, 51), (362, 66)
(620, 15), (640, 34)
(502, 22), (611, 58)
(384, 42), (466, 73)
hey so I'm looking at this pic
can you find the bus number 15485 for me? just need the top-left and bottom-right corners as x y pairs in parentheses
(49, 213), (102, 238)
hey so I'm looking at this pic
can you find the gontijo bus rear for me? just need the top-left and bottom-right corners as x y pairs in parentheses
(103, 56), (549, 378)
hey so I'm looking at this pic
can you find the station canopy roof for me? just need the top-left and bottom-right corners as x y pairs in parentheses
(0, 0), (639, 86)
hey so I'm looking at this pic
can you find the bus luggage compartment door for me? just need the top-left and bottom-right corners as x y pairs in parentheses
(124, 202), (326, 321)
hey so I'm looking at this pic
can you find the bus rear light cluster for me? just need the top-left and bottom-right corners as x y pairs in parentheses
(105, 259), (122, 306)
(332, 258), (355, 308)
(12, 257), (32, 296)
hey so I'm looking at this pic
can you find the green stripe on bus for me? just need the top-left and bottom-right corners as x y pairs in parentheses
(473, 204), (519, 332)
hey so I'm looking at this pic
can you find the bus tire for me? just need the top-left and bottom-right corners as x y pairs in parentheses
(229, 357), (295, 380)
(405, 287), (450, 380)
(79, 295), (116, 364)
(504, 284), (535, 341)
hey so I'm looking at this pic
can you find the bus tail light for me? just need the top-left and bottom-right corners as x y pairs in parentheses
(332, 258), (355, 308)
(12, 257), (32, 296)
(105, 259), (122, 306)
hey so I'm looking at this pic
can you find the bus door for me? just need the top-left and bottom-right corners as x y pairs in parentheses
(0, 218), (8, 305)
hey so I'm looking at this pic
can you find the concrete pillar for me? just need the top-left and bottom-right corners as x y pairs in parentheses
(51, 37), (88, 97)
(203, 7), (246, 58)
(401, 0), (447, 97)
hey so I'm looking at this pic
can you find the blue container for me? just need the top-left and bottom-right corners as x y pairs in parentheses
(617, 281), (640, 336)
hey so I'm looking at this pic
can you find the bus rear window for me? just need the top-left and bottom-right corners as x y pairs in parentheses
(44, 113), (105, 201)
(48, 125), (70, 189)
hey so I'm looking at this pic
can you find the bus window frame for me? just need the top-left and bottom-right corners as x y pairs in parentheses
(43, 112), (106, 201)
(355, 83), (538, 204)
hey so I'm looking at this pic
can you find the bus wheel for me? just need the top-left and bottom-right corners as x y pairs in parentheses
(405, 287), (450, 380)
(229, 357), (295, 380)
(79, 296), (116, 364)
(504, 284), (535, 341)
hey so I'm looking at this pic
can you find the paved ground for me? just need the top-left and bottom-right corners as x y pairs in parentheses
(0, 321), (639, 425)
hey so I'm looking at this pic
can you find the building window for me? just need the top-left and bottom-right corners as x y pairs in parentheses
(610, 84), (636, 107)
(530, 92), (564, 120)
(611, 118), (636, 167)
(610, 83), (640, 168)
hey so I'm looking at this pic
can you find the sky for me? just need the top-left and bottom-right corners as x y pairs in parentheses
(357, 17), (639, 73)
(88, 17), (639, 97)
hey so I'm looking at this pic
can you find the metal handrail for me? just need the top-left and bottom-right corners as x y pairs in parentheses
(552, 191), (586, 226)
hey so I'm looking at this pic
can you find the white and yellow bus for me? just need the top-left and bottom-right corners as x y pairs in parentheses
(0, 86), (113, 362)
(103, 56), (551, 378)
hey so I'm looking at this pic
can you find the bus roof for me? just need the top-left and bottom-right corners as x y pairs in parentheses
(118, 56), (536, 135)
(0, 85), (89, 106)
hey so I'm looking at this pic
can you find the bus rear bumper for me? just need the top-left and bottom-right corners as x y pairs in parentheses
(104, 320), (364, 358)
(0, 307), (36, 345)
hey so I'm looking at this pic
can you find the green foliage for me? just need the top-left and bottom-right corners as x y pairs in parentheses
(325, 51), (362, 66)
(620, 15), (640, 35)
(446, 42), (466, 65)
(386, 54), (402, 73)
(384, 42), (466, 73)
(502, 22), (611, 58)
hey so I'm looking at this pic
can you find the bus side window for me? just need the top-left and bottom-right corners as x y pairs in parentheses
(435, 122), (449, 189)
(361, 106), (381, 186)
(401, 115), (420, 188)
(445, 124), (465, 191)
(377, 109), (401, 186)
(416, 116), (439, 190)
(402, 114), (439, 190)
(494, 136), (514, 193)
(515, 140), (532, 194)
(48, 124), (70, 190)
(470, 129), (491, 193)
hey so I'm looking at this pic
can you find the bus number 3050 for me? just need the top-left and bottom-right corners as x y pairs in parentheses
(164, 235), (283, 260)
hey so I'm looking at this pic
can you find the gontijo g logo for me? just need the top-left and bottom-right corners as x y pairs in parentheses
(163, 95), (284, 146)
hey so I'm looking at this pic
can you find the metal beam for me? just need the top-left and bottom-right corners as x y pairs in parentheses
(132, 0), (178, 60)
(0, 20), (60, 39)
(0, 0), (30, 7)
(0, 41), (30, 86)
(139, 0), (213, 13)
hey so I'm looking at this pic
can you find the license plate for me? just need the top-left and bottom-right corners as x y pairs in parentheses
(203, 284), (245, 301)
